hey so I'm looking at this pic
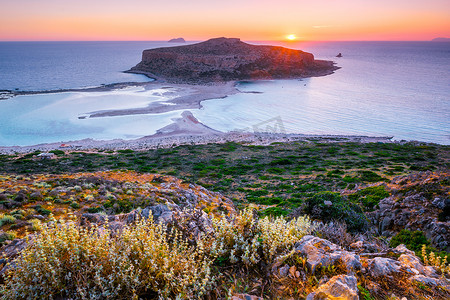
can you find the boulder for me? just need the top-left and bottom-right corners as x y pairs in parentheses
(410, 275), (450, 289)
(306, 274), (358, 300)
(398, 253), (437, 277)
(231, 294), (262, 300)
(367, 257), (401, 277)
(294, 235), (361, 273)
(0, 238), (31, 276)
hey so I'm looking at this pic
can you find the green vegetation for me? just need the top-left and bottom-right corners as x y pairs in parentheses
(0, 141), (448, 232)
(348, 185), (390, 211)
(301, 191), (367, 232)
(389, 229), (430, 253)
(0, 141), (448, 298)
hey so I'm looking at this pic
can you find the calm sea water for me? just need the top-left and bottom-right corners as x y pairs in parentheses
(0, 41), (449, 145)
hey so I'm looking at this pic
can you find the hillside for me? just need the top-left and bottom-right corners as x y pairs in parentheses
(0, 141), (448, 299)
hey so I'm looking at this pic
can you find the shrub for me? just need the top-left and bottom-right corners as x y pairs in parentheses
(34, 205), (51, 216)
(29, 219), (43, 231)
(267, 167), (284, 174)
(49, 150), (65, 156)
(211, 209), (317, 265)
(348, 185), (389, 211)
(422, 245), (450, 275)
(269, 158), (292, 166)
(2, 216), (218, 299)
(389, 229), (429, 253)
(0, 231), (16, 244)
(358, 171), (385, 182)
(302, 192), (368, 232)
(259, 207), (289, 217)
(0, 215), (16, 226)
(117, 149), (134, 154)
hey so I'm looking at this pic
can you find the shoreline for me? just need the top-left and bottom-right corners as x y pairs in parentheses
(0, 131), (396, 155)
(0, 133), (395, 154)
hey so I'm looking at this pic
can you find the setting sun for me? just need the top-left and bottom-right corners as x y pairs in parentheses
(286, 34), (296, 41)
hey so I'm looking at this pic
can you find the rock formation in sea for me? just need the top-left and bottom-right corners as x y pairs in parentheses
(168, 37), (186, 43)
(129, 37), (339, 83)
(431, 37), (450, 42)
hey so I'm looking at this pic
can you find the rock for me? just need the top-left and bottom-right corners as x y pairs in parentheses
(168, 37), (185, 43)
(369, 173), (450, 252)
(0, 238), (31, 276)
(432, 197), (445, 209)
(294, 235), (361, 273)
(139, 204), (173, 224)
(130, 37), (338, 83)
(350, 241), (364, 249)
(410, 275), (450, 289)
(393, 244), (415, 256)
(398, 253), (438, 277)
(231, 294), (262, 300)
(9, 220), (30, 230)
(306, 274), (358, 300)
(278, 264), (290, 277)
(29, 192), (43, 200)
(80, 213), (108, 225)
(367, 257), (401, 277)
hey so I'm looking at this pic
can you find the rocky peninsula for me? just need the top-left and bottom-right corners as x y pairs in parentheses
(129, 37), (339, 83)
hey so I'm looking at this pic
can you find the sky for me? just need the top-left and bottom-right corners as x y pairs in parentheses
(1, 0), (449, 41)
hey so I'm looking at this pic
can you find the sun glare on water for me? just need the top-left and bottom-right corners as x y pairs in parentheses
(286, 34), (296, 41)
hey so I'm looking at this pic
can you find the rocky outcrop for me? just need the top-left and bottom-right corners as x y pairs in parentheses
(306, 275), (358, 300)
(168, 38), (185, 43)
(368, 172), (450, 251)
(271, 236), (450, 299)
(130, 37), (338, 83)
(293, 235), (362, 273)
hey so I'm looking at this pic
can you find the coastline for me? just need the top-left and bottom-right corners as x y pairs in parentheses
(0, 132), (394, 154)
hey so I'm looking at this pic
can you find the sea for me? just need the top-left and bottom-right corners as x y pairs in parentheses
(0, 41), (449, 146)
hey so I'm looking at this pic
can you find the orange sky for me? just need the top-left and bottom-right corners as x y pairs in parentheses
(1, 0), (449, 41)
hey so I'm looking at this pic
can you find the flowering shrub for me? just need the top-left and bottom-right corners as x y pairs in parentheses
(1, 208), (317, 298)
(422, 244), (450, 276)
(1, 215), (218, 299)
(212, 208), (318, 265)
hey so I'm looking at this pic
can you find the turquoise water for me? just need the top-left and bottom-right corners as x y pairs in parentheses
(0, 41), (449, 145)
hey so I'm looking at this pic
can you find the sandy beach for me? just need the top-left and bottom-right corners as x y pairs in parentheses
(83, 81), (239, 118)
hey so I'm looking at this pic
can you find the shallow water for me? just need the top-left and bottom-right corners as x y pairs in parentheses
(0, 88), (181, 146)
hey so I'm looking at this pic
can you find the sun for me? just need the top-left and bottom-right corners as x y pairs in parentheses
(286, 34), (296, 41)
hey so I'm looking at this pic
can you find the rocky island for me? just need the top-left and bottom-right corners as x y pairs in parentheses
(168, 37), (186, 43)
(129, 37), (338, 83)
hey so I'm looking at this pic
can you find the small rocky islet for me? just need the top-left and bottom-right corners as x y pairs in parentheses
(129, 37), (339, 83)
(0, 140), (448, 299)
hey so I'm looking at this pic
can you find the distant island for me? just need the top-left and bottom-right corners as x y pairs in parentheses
(432, 37), (450, 42)
(129, 37), (338, 83)
(168, 37), (186, 43)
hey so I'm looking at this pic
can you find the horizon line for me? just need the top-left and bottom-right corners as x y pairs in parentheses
(0, 39), (446, 43)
